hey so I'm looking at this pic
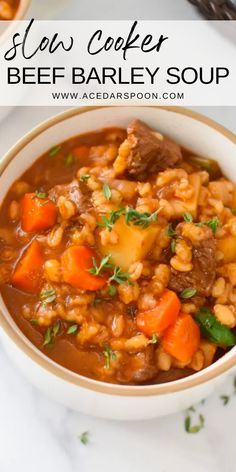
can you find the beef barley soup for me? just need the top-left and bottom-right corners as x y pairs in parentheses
(0, 119), (236, 385)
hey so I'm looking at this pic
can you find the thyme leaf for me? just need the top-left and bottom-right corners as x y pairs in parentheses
(108, 266), (130, 285)
(35, 190), (47, 199)
(103, 345), (117, 369)
(43, 320), (61, 347)
(166, 223), (176, 237)
(148, 334), (159, 345)
(80, 174), (91, 182)
(180, 287), (197, 299)
(40, 288), (57, 307)
(67, 324), (79, 335)
(171, 239), (176, 253)
(185, 414), (205, 434)
(87, 255), (112, 276)
(79, 431), (89, 445)
(97, 208), (125, 232)
(125, 207), (159, 229)
(183, 212), (193, 223)
(220, 395), (230, 406)
(49, 145), (61, 157)
(103, 183), (112, 200)
(108, 284), (117, 296)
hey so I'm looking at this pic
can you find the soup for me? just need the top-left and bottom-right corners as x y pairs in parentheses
(0, 119), (235, 385)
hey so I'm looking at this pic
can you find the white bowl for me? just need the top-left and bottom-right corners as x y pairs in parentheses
(0, 106), (236, 420)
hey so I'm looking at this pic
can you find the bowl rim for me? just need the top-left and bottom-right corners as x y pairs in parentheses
(0, 105), (236, 397)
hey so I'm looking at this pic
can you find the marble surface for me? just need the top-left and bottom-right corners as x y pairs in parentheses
(0, 1), (236, 471)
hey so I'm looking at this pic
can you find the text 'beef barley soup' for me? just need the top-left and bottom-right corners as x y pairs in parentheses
(0, 119), (236, 385)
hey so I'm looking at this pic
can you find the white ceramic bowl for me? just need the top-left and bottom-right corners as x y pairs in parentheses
(0, 106), (236, 420)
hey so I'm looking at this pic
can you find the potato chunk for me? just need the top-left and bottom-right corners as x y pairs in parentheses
(169, 173), (201, 219)
(98, 216), (160, 270)
(217, 235), (236, 263)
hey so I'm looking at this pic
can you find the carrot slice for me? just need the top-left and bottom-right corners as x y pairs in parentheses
(61, 245), (107, 291)
(21, 193), (57, 233)
(11, 240), (44, 293)
(162, 313), (200, 363)
(136, 289), (181, 337)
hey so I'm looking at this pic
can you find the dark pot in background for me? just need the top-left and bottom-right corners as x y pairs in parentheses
(188, 0), (236, 19)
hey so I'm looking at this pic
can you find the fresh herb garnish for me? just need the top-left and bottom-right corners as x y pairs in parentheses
(93, 298), (102, 305)
(188, 406), (196, 413)
(203, 217), (219, 235)
(108, 284), (117, 296)
(43, 327), (53, 347)
(103, 345), (117, 369)
(125, 207), (158, 229)
(67, 324), (79, 335)
(98, 206), (159, 232)
(35, 190), (47, 199)
(49, 145), (61, 157)
(103, 183), (112, 200)
(196, 217), (219, 235)
(109, 266), (130, 285)
(185, 414), (205, 434)
(188, 155), (221, 179)
(183, 212), (193, 223)
(87, 254), (112, 277)
(166, 223), (176, 237)
(97, 207), (125, 232)
(180, 287), (197, 299)
(219, 377), (236, 405)
(30, 319), (39, 325)
(195, 307), (236, 346)
(64, 154), (75, 167)
(171, 239), (176, 253)
(80, 174), (91, 182)
(40, 288), (57, 307)
(79, 431), (89, 445)
(43, 320), (61, 347)
(220, 395), (230, 406)
(52, 320), (61, 337)
(148, 334), (159, 345)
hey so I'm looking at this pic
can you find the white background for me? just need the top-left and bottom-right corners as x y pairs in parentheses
(0, 1), (236, 472)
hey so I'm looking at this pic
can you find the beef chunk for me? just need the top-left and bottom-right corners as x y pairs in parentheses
(117, 346), (157, 384)
(48, 180), (90, 213)
(125, 119), (182, 180)
(169, 236), (216, 298)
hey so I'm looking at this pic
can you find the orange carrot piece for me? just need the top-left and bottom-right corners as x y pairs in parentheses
(136, 289), (181, 337)
(21, 193), (57, 233)
(61, 245), (107, 291)
(162, 313), (200, 363)
(11, 240), (44, 293)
